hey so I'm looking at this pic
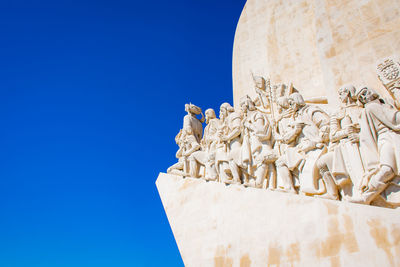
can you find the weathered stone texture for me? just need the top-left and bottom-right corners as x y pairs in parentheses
(232, 0), (400, 107)
(157, 173), (400, 266)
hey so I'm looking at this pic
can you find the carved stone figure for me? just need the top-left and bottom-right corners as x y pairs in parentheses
(167, 129), (187, 176)
(272, 96), (295, 190)
(315, 85), (364, 200)
(275, 93), (330, 194)
(167, 104), (203, 176)
(240, 96), (276, 188)
(276, 96), (294, 125)
(240, 96), (257, 184)
(183, 103), (204, 144)
(215, 103), (242, 184)
(189, 108), (219, 180)
(350, 87), (400, 206)
(202, 109), (220, 153)
(252, 76), (270, 111)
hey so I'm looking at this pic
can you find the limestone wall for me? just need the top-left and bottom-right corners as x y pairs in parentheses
(232, 0), (400, 107)
(156, 173), (400, 267)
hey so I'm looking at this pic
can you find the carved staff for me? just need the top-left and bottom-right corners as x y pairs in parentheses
(266, 78), (276, 125)
(251, 71), (268, 110)
(288, 82), (294, 96)
(266, 78), (283, 147)
(266, 80), (285, 157)
(218, 122), (228, 154)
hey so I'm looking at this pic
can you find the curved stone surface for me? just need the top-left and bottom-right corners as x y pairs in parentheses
(156, 173), (400, 266)
(232, 0), (400, 107)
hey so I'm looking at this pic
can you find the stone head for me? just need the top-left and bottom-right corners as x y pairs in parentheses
(276, 96), (289, 111)
(288, 93), (305, 111)
(219, 103), (234, 119)
(239, 95), (256, 115)
(356, 87), (379, 105)
(338, 85), (356, 103)
(253, 76), (266, 91)
(205, 108), (216, 124)
(185, 103), (202, 115)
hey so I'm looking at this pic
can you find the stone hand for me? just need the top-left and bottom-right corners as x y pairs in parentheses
(345, 125), (356, 135)
(348, 133), (359, 143)
(360, 178), (369, 192)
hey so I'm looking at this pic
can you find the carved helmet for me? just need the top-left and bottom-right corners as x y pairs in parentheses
(185, 103), (202, 115)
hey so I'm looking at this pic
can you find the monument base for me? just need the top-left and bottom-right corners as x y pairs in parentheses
(156, 173), (400, 266)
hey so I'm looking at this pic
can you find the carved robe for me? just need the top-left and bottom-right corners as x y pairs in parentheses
(226, 111), (243, 166)
(202, 118), (220, 152)
(189, 118), (220, 179)
(359, 102), (400, 176)
(215, 111), (242, 170)
(241, 111), (275, 172)
(183, 113), (203, 143)
(249, 112), (275, 165)
(282, 105), (329, 191)
(329, 105), (364, 189)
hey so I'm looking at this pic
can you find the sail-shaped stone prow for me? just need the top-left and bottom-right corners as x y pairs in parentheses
(156, 173), (400, 266)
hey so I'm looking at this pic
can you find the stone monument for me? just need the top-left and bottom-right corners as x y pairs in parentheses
(157, 0), (400, 266)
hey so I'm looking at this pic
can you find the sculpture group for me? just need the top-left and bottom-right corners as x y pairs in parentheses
(168, 56), (400, 209)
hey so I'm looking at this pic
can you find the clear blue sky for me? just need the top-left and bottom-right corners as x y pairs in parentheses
(0, 0), (246, 266)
